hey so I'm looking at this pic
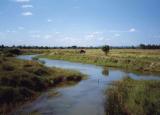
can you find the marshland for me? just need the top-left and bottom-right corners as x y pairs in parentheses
(0, 0), (160, 114)
(0, 47), (160, 115)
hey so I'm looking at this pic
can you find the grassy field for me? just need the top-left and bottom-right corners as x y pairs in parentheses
(0, 50), (85, 114)
(37, 49), (160, 74)
(106, 77), (160, 115)
(1, 48), (159, 114)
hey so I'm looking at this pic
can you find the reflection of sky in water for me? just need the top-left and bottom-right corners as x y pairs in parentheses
(15, 55), (160, 115)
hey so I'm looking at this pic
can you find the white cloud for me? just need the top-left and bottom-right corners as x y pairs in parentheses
(98, 37), (105, 41)
(29, 30), (40, 33)
(114, 33), (120, 37)
(18, 26), (24, 30)
(85, 32), (103, 38)
(129, 28), (136, 32)
(15, 0), (30, 3)
(6, 30), (11, 33)
(55, 32), (61, 34)
(86, 34), (94, 38)
(22, 5), (33, 8)
(47, 19), (52, 22)
(22, 12), (33, 16)
(31, 34), (41, 38)
(44, 35), (52, 39)
(109, 28), (136, 33)
(6, 30), (16, 33)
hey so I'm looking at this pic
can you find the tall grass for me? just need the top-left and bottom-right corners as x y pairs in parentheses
(105, 77), (160, 115)
(0, 55), (85, 114)
(38, 49), (160, 74)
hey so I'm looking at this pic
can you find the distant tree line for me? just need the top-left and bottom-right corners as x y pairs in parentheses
(139, 44), (160, 49)
(0, 45), (100, 49)
(0, 44), (160, 49)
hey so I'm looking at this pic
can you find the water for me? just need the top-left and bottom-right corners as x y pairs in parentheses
(14, 55), (160, 115)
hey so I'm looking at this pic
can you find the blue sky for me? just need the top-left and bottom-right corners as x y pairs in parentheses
(0, 0), (160, 46)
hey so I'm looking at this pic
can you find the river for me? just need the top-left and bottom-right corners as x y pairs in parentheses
(13, 55), (160, 115)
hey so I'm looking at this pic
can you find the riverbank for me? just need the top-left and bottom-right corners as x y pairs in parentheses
(37, 49), (160, 74)
(106, 77), (160, 115)
(0, 54), (85, 114)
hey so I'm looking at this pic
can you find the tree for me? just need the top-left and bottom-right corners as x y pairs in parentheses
(102, 45), (110, 55)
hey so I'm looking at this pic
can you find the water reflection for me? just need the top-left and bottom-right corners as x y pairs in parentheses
(102, 67), (109, 76)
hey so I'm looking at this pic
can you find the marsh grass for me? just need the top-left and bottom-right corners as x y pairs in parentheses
(0, 55), (85, 114)
(105, 77), (160, 115)
(38, 49), (160, 74)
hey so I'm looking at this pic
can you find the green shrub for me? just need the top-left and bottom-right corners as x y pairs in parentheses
(2, 48), (22, 57)
(102, 45), (110, 55)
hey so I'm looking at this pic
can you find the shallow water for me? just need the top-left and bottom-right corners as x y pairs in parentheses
(14, 55), (160, 115)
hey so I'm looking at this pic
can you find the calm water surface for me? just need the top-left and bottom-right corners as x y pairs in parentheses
(14, 55), (160, 115)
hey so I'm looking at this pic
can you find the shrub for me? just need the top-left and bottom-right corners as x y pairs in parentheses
(8, 49), (21, 55)
(3, 48), (22, 57)
(102, 45), (110, 55)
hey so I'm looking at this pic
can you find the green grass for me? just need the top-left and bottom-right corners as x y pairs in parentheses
(0, 55), (85, 114)
(106, 77), (160, 115)
(37, 49), (160, 74)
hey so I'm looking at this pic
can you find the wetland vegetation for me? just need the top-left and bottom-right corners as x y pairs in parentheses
(0, 47), (160, 115)
(106, 77), (160, 115)
(38, 48), (160, 74)
(0, 49), (85, 114)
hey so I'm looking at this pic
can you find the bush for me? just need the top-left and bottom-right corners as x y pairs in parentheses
(102, 45), (110, 55)
(8, 49), (21, 55)
(3, 48), (22, 57)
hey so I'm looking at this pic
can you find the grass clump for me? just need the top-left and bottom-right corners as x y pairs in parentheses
(105, 77), (160, 115)
(0, 48), (22, 57)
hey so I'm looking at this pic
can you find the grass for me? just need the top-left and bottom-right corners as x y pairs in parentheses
(105, 77), (160, 115)
(0, 54), (85, 114)
(37, 49), (160, 74)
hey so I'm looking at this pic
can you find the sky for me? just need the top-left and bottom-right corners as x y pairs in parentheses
(0, 0), (160, 46)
